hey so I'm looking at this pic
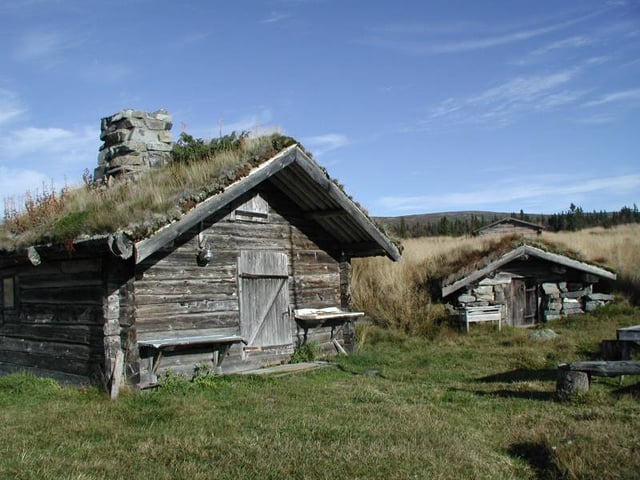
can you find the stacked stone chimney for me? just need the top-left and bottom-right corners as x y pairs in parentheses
(95, 109), (173, 181)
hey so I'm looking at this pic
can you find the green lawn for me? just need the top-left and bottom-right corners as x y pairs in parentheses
(1, 304), (639, 479)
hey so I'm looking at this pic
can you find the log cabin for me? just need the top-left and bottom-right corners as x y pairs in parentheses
(0, 110), (400, 396)
(441, 244), (616, 330)
(474, 217), (545, 237)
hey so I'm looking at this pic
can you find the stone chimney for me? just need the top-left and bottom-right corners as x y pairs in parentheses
(95, 109), (173, 181)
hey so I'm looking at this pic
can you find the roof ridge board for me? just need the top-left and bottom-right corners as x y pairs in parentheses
(292, 148), (401, 261)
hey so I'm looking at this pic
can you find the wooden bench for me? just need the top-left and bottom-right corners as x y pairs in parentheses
(462, 305), (502, 333)
(138, 334), (247, 387)
(556, 360), (640, 397)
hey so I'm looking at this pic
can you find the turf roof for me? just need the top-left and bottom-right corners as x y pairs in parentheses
(0, 133), (300, 252)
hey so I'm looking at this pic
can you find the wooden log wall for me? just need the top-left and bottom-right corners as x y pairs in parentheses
(133, 183), (346, 377)
(0, 257), (106, 381)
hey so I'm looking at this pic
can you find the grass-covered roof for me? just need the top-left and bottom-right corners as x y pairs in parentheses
(0, 133), (301, 252)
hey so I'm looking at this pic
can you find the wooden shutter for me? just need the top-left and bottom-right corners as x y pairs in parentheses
(238, 251), (291, 348)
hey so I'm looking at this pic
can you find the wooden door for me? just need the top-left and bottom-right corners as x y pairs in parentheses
(510, 279), (537, 326)
(238, 251), (291, 348)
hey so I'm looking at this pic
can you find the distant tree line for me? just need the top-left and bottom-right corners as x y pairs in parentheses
(388, 204), (640, 238)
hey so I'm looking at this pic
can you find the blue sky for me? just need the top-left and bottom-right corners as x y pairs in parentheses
(0, 0), (638, 216)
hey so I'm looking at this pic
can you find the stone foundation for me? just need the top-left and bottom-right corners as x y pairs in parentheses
(451, 275), (614, 324)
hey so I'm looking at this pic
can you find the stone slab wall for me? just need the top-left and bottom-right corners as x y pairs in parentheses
(450, 275), (614, 324)
(95, 109), (173, 181)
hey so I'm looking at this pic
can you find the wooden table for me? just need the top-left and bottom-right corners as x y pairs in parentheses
(294, 307), (364, 353)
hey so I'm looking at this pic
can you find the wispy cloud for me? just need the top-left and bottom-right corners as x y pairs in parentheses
(193, 109), (281, 138)
(583, 88), (640, 107)
(413, 68), (582, 130)
(302, 133), (350, 156)
(14, 30), (80, 61)
(0, 125), (98, 167)
(172, 32), (210, 48)
(260, 11), (292, 24)
(377, 174), (640, 213)
(80, 62), (131, 84)
(0, 89), (26, 126)
(362, 9), (605, 55)
(528, 35), (596, 57)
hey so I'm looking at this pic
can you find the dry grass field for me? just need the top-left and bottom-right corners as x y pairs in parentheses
(352, 224), (640, 333)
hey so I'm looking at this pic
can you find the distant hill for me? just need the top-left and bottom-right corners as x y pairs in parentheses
(375, 210), (515, 228)
(373, 210), (549, 238)
(374, 205), (639, 238)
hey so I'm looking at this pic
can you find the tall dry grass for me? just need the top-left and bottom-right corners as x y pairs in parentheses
(352, 224), (640, 333)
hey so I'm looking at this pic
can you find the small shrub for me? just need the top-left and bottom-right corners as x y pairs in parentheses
(290, 342), (319, 363)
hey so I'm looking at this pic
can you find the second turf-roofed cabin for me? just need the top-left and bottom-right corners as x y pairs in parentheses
(0, 109), (400, 396)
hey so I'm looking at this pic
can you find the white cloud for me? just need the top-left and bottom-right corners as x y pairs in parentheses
(378, 174), (640, 213)
(583, 88), (640, 107)
(302, 133), (350, 156)
(0, 166), (51, 201)
(0, 126), (96, 159)
(415, 69), (581, 130)
(210, 109), (282, 138)
(0, 89), (26, 126)
(362, 9), (605, 55)
(529, 35), (595, 57)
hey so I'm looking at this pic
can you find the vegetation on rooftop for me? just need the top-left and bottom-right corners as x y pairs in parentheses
(0, 132), (301, 251)
(352, 225), (639, 335)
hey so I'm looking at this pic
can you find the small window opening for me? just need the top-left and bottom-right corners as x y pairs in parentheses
(230, 194), (269, 223)
(2, 276), (16, 309)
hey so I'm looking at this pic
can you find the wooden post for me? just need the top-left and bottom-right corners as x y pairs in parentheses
(556, 368), (590, 399)
(339, 256), (356, 354)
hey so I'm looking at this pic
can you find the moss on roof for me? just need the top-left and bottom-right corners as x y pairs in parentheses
(0, 133), (301, 252)
(438, 234), (615, 289)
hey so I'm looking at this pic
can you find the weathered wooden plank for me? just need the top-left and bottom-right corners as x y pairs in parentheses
(16, 258), (103, 277)
(0, 349), (94, 376)
(134, 279), (237, 296)
(559, 361), (640, 377)
(0, 336), (92, 358)
(16, 305), (103, 325)
(137, 326), (240, 341)
(135, 300), (238, 317)
(20, 286), (103, 306)
(135, 312), (239, 332)
(617, 325), (640, 342)
(0, 323), (101, 345)
(135, 292), (237, 305)
(18, 273), (103, 290)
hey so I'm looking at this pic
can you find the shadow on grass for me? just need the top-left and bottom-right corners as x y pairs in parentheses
(468, 388), (556, 402)
(508, 442), (562, 480)
(476, 368), (557, 383)
(614, 381), (640, 399)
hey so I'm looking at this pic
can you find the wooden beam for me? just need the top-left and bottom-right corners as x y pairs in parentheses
(292, 149), (401, 261)
(559, 360), (640, 377)
(308, 209), (349, 219)
(522, 246), (616, 281)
